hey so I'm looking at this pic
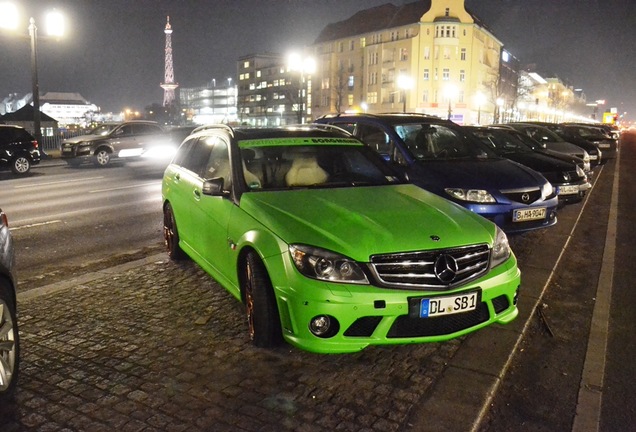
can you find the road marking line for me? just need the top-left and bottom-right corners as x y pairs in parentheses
(10, 220), (63, 231)
(12, 177), (105, 188)
(89, 182), (159, 193)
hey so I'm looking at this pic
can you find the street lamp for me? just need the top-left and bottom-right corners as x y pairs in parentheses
(396, 75), (413, 113)
(445, 84), (458, 120)
(288, 53), (316, 124)
(474, 92), (486, 124)
(0, 3), (65, 155)
(496, 98), (504, 123)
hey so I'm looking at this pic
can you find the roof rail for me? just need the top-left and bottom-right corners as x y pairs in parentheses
(191, 123), (234, 135)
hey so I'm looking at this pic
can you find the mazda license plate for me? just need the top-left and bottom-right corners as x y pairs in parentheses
(513, 207), (546, 222)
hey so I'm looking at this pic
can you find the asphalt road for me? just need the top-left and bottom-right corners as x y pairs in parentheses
(0, 161), (165, 286)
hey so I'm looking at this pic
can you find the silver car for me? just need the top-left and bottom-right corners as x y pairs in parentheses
(0, 207), (19, 402)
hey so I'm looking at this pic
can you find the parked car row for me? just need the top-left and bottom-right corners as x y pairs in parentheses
(0, 207), (19, 403)
(158, 113), (617, 354)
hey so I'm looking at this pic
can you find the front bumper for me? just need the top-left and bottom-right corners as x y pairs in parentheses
(266, 252), (521, 354)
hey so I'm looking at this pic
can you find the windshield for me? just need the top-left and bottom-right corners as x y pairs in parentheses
(472, 129), (534, 154)
(88, 124), (117, 136)
(393, 123), (496, 160)
(239, 143), (404, 191)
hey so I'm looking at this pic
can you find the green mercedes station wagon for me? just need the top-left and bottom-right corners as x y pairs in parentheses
(161, 125), (520, 354)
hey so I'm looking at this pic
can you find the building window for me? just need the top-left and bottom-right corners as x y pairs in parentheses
(243, 61), (250, 68)
(367, 92), (377, 104)
(442, 68), (450, 81)
(423, 46), (430, 60)
(459, 90), (465, 103)
(423, 69), (429, 81)
(321, 77), (330, 90)
(348, 94), (354, 106)
(348, 75), (354, 89)
(369, 51), (379, 65)
(459, 70), (465, 82)
(369, 71), (378, 85)
(422, 90), (429, 102)
(360, 37), (366, 48)
(338, 42), (344, 52)
(445, 8), (450, 16)
(443, 47), (450, 59)
(256, 70), (261, 78)
(400, 48), (408, 61)
(350, 40), (355, 50)
(461, 48), (467, 61)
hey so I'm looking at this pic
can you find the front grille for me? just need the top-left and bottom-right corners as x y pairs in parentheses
(386, 303), (490, 338)
(502, 188), (541, 204)
(369, 244), (490, 291)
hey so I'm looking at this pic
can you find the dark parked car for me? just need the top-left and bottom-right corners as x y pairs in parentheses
(0, 207), (19, 402)
(0, 125), (41, 175)
(60, 121), (166, 167)
(316, 113), (558, 234)
(467, 126), (591, 205)
(559, 123), (618, 160)
(513, 122), (602, 166)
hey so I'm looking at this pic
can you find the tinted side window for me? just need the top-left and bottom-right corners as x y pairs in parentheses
(172, 137), (198, 166)
(180, 137), (214, 177)
(356, 124), (391, 154)
(134, 124), (162, 135)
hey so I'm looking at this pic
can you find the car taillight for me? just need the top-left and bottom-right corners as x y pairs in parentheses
(32, 140), (39, 149)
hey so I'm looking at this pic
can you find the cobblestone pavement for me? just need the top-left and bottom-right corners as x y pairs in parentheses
(1, 255), (463, 432)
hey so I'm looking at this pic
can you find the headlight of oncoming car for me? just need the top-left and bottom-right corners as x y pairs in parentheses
(289, 244), (369, 284)
(444, 188), (496, 203)
(491, 226), (511, 268)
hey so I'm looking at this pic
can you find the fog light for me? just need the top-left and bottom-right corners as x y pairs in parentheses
(309, 315), (339, 338)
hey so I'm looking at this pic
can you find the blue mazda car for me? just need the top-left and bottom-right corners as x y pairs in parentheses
(316, 113), (558, 234)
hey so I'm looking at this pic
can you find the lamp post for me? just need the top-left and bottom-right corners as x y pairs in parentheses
(0, 4), (64, 156)
(396, 75), (413, 113)
(475, 92), (486, 125)
(496, 98), (504, 123)
(445, 84), (457, 120)
(288, 53), (315, 124)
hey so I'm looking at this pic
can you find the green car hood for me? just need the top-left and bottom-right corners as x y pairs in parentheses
(239, 184), (496, 261)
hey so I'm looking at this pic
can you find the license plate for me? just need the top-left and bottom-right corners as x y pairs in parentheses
(598, 143), (611, 148)
(513, 207), (546, 222)
(558, 185), (579, 195)
(420, 291), (478, 318)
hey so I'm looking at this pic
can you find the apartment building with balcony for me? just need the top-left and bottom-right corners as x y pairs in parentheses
(310, 0), (505, 124)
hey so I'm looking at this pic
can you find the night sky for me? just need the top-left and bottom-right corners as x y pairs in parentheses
(1, 0), (635, 120)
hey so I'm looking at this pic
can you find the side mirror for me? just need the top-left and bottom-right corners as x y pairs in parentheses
(202, 177), (228, 196)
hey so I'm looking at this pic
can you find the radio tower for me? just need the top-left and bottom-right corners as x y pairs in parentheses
(161, 16), (178, 106)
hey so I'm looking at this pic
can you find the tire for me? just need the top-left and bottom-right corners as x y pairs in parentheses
(243, 252), (282, 348)
(163, 203), (186, 260)
(0, 280), (19, 403)
(10, 156), (31, 175)
(93, 149), (111, 167)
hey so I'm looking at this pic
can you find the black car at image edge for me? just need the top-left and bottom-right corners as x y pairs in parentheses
(0, 125), (41, 175)
(0, 207), (19, 402)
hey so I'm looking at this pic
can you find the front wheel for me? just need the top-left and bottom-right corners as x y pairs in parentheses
(0, 281), (20, 403)
(11, 156), (30, 175)
(163, 203), (186, 260)
(93, 149), (111, 167)
(243, 252), (282, 348)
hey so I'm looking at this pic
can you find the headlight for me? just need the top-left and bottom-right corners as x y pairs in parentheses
(491, 226), (511, 268)
(576, 165), (585, 178)
(541, 181), (553, 198)
(582, 154), (590, 162)
(289, 244), (369, 284)
(445, 188), (496, 203)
